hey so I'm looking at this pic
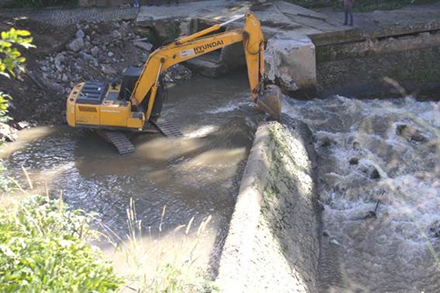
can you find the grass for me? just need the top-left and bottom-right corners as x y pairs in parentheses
(103, 198), (218, 292)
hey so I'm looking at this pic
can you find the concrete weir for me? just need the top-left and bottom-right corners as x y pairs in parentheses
(216, 118), (321, 292)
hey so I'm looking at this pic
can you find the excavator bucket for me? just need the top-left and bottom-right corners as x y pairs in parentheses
(257, 85), (283, 120)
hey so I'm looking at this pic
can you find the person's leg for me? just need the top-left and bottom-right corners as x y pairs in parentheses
(344, 8), (348, 25)
(349, 8), (353, 26)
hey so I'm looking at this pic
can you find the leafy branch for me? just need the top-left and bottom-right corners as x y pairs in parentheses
(0, 28), (35, 79)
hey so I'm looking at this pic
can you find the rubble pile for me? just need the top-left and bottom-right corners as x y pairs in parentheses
(0, 17), (192, 127)
(37, 21), (148, 96)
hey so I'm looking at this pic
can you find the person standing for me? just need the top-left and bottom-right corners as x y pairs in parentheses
(344, 0), (354, 26)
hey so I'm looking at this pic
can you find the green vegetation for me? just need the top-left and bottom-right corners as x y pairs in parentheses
(0, 195), (122, 292)
(0, 29), (122, 292)
(0, 28), (34, 122)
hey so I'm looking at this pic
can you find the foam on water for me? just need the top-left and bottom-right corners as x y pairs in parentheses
(206, 100), (249, 114)
(284, 96), (440, 292)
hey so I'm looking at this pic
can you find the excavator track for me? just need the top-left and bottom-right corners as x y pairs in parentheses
(99, 131), (135, 155)
(152, 118), (183, 138)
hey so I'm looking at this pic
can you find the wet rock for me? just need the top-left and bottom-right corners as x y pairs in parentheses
(363, 211), (377, 219)
(370, 168), (381, 179)
(352, 141), (361, 150)
(349, 157), (359, 165)
(0, 123), (18, 142)
(429, 220), (440, 238)
(67, 37), (85, 52)
(319, 136), (335, 148)
(396, 124), (428, 143)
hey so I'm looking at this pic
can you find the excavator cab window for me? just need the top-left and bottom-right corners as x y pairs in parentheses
(119, 67), (143, 101)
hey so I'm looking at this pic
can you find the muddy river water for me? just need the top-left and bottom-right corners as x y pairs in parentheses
(2, 71), (260, 278)
(2, 70), (440, 291)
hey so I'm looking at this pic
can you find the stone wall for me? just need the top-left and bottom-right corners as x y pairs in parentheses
(216, 118), (321, 292)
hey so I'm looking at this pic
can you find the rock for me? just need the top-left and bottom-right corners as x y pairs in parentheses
(112, 30), (122, 40)
(349, 157), (359, 165)
(429, 220), (440, 238)
(14, 121), (31, 130)
(67, 37), (85, 52)
(90, 46), (100, 57)
(108, 51), (114, 57)
(163, 64), (192, 83)
(0, 123), (18, 142)
(396, 124), (428, 143)
(370, 168), (380, 179)
(62, 74), (68, 82)
(319, 136), (335, 148)
(54, 53), (65, 72)
(76, 29), (85, 39)
(134, 41), (153, 52)
(363, 211), (377, 219)
(101, 64), (117, 75)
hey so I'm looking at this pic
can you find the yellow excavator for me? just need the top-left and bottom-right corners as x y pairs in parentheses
(66, 12), (281, 154)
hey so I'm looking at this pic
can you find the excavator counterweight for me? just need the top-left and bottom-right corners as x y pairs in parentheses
(66, 12), (282, 153)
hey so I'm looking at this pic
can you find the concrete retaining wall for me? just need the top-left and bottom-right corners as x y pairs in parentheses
(216, 119), (321, 292)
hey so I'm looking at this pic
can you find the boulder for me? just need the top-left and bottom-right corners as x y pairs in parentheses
(67, 37), (85, 52)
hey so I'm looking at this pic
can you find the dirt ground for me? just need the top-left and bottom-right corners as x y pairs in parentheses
(0, 16), (151, 125)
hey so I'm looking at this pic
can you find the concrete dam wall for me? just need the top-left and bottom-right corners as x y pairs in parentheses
(216, 118), (322, 292)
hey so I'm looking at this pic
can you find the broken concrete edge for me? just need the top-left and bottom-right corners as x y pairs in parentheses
(215, 119), (320, 292)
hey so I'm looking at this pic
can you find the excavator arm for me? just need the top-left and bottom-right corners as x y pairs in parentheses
(66, 12), (281, 145)
(131, 12), (277, 121)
